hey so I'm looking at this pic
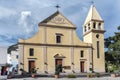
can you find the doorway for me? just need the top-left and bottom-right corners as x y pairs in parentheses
(1, 66), (7, 75)
(55, 59), (62, 72)
(80, 61), (84, 73)
(28, 61), (35, 73)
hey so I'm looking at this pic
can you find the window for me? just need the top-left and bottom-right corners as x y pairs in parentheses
(84, 29), (87, 32)
(88, 23), (90, 26)
(98, 23), (101, 29)
(93, 22), (96, 29)
(81, 50), (84, 57)
(88, 27), (90, 30)
(56, 33), (63, 43)
(56, 35), (61, 43)
(16, 55), (18, 59)
(88, 23), (90, 30)
(96, 34), (99, 39)
(97, 41), (100, 58)
(29, 48), (34, 56)
(84, 26), (87, 32)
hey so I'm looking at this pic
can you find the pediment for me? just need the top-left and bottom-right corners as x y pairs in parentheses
(54, 54), (66, 58)
(39, 11), (75, 28)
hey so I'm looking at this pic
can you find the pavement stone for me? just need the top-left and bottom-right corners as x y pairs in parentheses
(0, 76), (7, 80)
(8, 77), (120, 80)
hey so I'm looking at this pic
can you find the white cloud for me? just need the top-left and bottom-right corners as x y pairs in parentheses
(0, 7), (16, 19)
(18, 11), (37, 39)
(19, 11), (32, 34)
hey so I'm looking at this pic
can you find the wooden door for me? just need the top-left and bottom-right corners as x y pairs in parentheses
(80, 61), (84, 73)
(29, 61), (35, 73)
(55, 59), (62, 72)
(1, 66), (7, 75)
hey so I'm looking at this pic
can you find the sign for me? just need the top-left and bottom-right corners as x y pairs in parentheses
(64, 66), (71, 69)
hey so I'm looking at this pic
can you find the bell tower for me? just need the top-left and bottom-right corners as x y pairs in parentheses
(83, 5), (105, 72)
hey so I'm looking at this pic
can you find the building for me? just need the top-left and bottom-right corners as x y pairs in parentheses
(10, 51), (18, 69)
(9, 50), (18, 72)
(0, 47), (8, 75)
(18, 5), (105, 74)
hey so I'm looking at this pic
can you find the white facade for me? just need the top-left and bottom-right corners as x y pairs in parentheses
(0, 47), (7, 66)
(0, 46), (8, 75)
(10, 51), (18, 68)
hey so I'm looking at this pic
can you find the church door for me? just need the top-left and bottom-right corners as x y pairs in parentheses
(55, 59), (62, 72)
(80, 61), (84, 73)
(29, 61), (35, 73)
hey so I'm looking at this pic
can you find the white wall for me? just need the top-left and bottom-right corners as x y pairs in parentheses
(7, 54), (12, 64)
(0, 46), (8, 66)
(10, 51), (18, 68)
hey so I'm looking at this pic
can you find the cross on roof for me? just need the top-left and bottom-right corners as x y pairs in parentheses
(55, 4), (60, 11)
(91, 1), (94, 5)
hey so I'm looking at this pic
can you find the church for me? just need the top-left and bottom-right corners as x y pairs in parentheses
(18, 5), (105, 74)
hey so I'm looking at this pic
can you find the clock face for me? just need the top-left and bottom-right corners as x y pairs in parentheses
(50, 17), (65, 24)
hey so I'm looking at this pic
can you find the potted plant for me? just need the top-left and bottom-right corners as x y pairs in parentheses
(54, 64), (62, 78)
(30, 67), (36, 78)
(111, 70), (119, 77)
(19, 68), (24, 75)
(108, 64), (119, 77)
(55, 70), (60, 78)
(111, 73), (116, 77)
(67, 74), (76, 78)
(89, 68), (94, 73)
(95, 72), (100, 77)
(87, 73), (94, 78)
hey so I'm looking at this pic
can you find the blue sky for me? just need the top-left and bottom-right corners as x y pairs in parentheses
(0, 0), (120, 46)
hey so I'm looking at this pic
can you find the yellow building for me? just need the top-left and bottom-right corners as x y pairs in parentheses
(18, 5), (105, 74)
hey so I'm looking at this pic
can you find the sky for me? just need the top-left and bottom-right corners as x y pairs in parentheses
(0, 0), (120, 46)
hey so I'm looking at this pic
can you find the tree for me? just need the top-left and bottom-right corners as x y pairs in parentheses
(7, 44), (18, 54)
(105, 26), (120, 72)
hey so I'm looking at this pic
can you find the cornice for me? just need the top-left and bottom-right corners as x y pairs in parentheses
(39, 23), (76, 29)
(18, 42), (91, 48)
(83, 29), (106, 36)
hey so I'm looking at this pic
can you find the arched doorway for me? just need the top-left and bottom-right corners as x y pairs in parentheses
(54, 54), (66, 72)
(55, 59), (62, 72)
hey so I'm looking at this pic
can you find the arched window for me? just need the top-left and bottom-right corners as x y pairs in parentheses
(88, 23), (90, 26)
(93, 22), (96, 29)
(88, 23), (90, 30)
(88, 27), (90, 30)
(98, 23), (101, 29)
(84, 26), (87, 32)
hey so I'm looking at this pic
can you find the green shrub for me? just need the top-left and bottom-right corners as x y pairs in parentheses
(95, 73), (100, 77)
(55, 64), (62, 75)
(30, 68), (36, 74)
(67, 74), (76, 78)
(87, 73), (94, 78)
(55, 71), (60, 75)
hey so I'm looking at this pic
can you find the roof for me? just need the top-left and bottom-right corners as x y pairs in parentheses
(84, 5), (103, 25)
(38, 11), (76, 28)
